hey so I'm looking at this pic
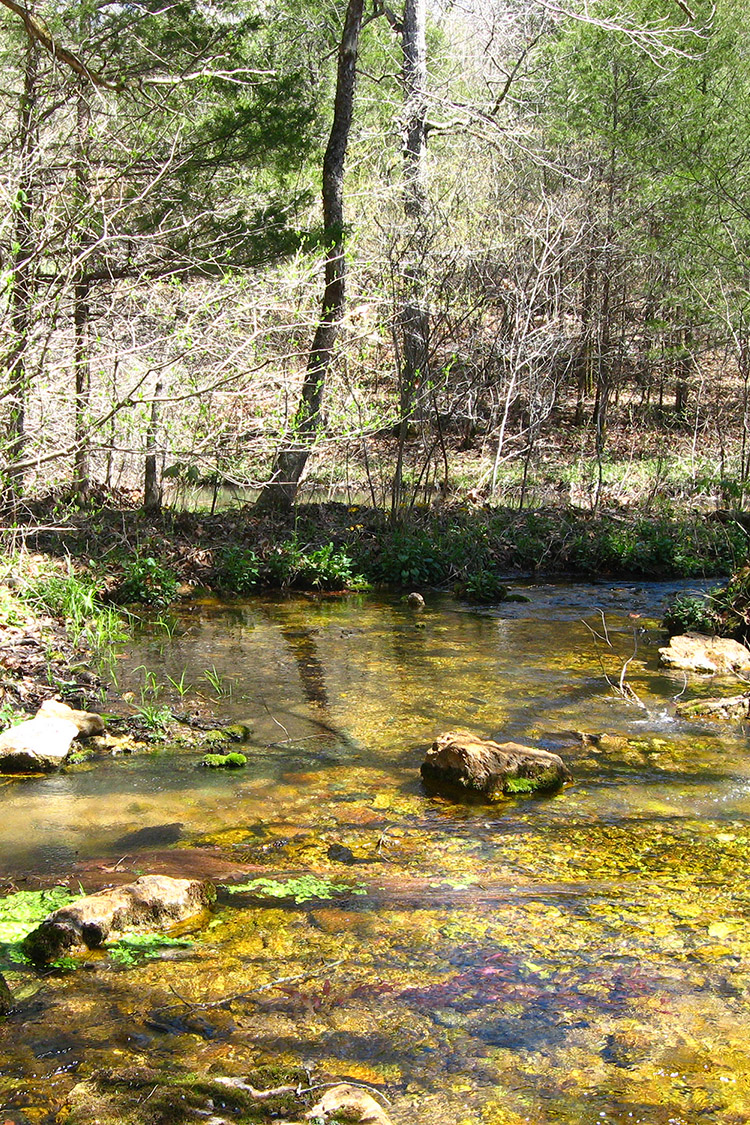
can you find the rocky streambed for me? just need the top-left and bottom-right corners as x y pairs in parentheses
(2, 583), (750, 1125)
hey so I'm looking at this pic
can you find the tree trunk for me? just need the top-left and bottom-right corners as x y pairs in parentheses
(5, 38), (38, 503)
(258, 0), (365, 512)
(144, 377), (163, 512)
(73, 79), (91, 496)
(391, 0), (430, 516)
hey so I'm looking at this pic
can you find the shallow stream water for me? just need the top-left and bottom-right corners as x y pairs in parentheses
(2, 584), (750, 1125)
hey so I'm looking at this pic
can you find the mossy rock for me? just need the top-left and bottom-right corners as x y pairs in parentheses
(0, 972), (12, 1015)
(202, 729), (230, 747)
(222, 722), (252, 742)
(200, 752), (247, 769)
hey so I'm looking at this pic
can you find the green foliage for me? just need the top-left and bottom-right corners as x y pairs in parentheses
(134, 702), (173, 734)
(369, 527), (447, 586)
(223, 875), (367, 903)
(216, 546), (262, 593)
(19, 567), (126, 650)
(456, 570), (509, 604)
(114, 554), (178, 607)
(266, 538), (369, 591)
(662, 593), (722, 637)
(200, 752), (247, 768)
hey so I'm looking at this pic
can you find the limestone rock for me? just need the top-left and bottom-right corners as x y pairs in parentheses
(421, 730), (571, 801)
(22, 874), (215, 963)
(306, 1084), (392, 1124)
(0, 698), (105, 772)
(675, 693), (750, 721)
(0, 972), (12, 1015)
(659, 633), (750, 675)
(0, 713), (79, 772)
(38, 698), (105, 736)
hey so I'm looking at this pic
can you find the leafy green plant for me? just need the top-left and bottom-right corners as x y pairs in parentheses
(457, 569), (509, 603)
(662, 593), (722, 637)
(113, 554), (178, 607)
(166, 669), (191, 699)
(216, 546), (262, 593)
(19, 566), (127, 651)
(298, 542), (369, 591)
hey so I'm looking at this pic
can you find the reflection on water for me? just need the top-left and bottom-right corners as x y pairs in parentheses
(2, 583), (750, 1124)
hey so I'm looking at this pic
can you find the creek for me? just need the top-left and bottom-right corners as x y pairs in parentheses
(1, 583), (750, 1125)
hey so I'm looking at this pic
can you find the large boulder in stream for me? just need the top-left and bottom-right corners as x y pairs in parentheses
(0, 699), (104, 773)
(22, 875), (215, 964)
(421, 731), (571, 801)
(659, 633), (750, 675)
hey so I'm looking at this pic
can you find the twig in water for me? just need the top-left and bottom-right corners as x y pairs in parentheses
(156, 959), (346, 1013)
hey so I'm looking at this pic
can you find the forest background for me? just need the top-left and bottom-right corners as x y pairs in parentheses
(2, 0), (750, 596)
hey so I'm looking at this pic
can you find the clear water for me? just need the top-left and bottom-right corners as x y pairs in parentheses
(3, 583), (750, 1125)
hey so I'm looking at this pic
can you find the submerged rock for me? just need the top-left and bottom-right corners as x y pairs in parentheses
(658, 633), (750, 675)
(406, 591), (425, 609)
(0, 698), (105, 773)
(421, 731), (571, 801)
(22, 874), (215, 963)
(306, 1084), (392, 1124)
(675, 693), (750, 721)
(0, 972), (12, 1015)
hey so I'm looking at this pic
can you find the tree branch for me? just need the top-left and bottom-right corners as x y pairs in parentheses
(0, 0), (118, 89)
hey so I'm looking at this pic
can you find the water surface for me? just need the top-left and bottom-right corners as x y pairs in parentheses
(2, 584), (750, 1125)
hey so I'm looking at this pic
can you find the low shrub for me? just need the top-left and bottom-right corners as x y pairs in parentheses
(113, 554), (178, 607)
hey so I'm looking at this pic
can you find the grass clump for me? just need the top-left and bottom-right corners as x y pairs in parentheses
(17, 562), (127, 651)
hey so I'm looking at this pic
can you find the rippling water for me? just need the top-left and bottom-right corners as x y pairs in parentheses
(2, 583), (750, 1125)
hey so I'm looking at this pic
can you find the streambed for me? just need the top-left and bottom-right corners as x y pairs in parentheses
(2, 583), (750, 1125)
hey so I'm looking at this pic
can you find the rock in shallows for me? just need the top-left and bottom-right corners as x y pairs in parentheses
(659, 633), (750, 675)
(306, 1084), (392, 1124)
(22, 874), (215, 963)
(0, 698), (105, 773)
(421, 730), (571, 801)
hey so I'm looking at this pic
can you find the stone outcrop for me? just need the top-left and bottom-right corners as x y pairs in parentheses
(421, 730), (571, 801)
(38, 698), (105, 736)
(0, 699), (105, 772)
(675, 693), (750, 721)
(306, 1084), (393, 1124)
(659, 633), (750, 675)
(22, 874), (215, 963)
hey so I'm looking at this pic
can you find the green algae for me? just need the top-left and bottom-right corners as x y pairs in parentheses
(222, 875), (367, 904)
